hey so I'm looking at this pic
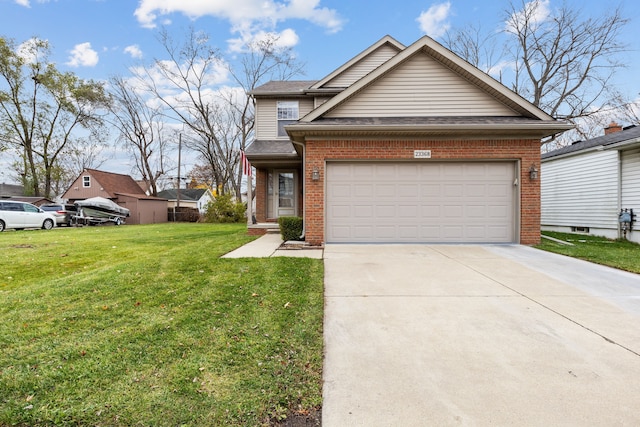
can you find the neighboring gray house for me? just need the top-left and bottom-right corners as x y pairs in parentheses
(541, 123), (640, 242)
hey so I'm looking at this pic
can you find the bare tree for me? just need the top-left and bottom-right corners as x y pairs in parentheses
(135, 27), (304, 200)
(108, 75), (169, 196)
(0, 36), (110, 198)
(133, 28), (230, 194)
(442, 1), (629, 146)
(443, 23), (505, 79)
(225, 36), (305, 200)
(506, 0), (628, 134)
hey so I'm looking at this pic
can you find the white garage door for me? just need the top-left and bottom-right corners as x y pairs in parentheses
(326, 162), (517, 243)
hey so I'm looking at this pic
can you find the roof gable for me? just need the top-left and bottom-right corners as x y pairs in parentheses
(302, 35), (556, 123)
(324, 52), (519, 118)
(86, 169), (146, 197)
(310, 35), (405, 90)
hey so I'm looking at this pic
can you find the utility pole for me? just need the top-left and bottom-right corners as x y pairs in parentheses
(176, 133), (182, 209)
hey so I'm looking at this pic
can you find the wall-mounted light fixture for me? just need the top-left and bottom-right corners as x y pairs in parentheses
(529, 164), (539, 180)
(312, 167), (320, 181)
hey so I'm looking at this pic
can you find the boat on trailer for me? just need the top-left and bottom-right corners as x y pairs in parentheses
(73, 197), (130, 226)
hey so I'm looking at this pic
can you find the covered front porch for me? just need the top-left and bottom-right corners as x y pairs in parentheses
(245, 140), (303, 236)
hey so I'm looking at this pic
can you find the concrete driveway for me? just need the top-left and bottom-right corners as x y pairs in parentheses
(322, 244), (640, 426)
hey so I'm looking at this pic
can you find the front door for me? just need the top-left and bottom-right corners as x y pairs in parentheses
(267, 170), (297, 218)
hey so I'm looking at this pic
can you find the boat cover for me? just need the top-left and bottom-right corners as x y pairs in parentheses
(75, 197), (130, 217)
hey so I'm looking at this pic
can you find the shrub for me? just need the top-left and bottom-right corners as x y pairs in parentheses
(278, 216), (303, 241)
(203, 194), (246, 223)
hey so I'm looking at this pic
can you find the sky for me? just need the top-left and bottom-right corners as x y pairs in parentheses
(1, 0), (639, 183)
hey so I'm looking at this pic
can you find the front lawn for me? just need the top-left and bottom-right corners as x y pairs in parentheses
(0, 223), (324, 426)
(537, 231), (640, 273)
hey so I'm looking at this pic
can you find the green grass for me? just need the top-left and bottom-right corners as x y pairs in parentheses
(0, 223), (324, 426)
(537, 231), (640, 273)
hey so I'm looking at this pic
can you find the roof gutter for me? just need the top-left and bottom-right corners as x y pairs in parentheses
(287, 123), (574, 142)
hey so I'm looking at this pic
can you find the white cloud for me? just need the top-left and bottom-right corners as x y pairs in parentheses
(505, 0), (550, 34)
(66, 42), (99, 67)
(134, 0), (344, 49)
(417, 1), (452, 39)
(485, 60), (516, 79)
(17, 38), (45, 64)
(227, 28), (300, 53)
(124, 44), (143, 59)
(15, 0), (51, 7)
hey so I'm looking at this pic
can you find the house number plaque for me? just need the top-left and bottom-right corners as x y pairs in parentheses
(414, 150), (432, 159)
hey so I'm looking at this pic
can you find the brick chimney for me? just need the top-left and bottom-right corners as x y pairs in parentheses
(604, 121), (623, 135)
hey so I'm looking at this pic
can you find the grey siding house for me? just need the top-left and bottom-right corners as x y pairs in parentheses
(541, 123), (640, 242)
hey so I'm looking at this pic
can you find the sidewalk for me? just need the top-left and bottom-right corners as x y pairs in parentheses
(221, 233), (324, 259)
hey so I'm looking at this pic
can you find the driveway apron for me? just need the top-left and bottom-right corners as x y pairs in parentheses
(322, 244), (640, 426)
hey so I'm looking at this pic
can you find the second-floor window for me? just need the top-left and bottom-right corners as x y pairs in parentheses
(83, 176), (91, 187)
(277, 101), (299, 137)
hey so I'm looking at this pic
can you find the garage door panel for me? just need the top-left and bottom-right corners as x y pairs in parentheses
(353, 184), (373, 197)
(374, 225), (396, 238)
(353, 225), (374, 239)
(488, 225), (509, 239)
(353, 205), (374, 218)
(330, 205), (351, 218)
(467, 205), (486, 218)
(442, 225), (464, 238)
(443, 205), (463, 218)
(398, 164), (419, 177)
(466, 226), (487, 238)
(488, 184), (510, 197)
(398, 225), (419, 238)
(420, 226), (441, 239)
(398, 184), (419, 197)
(328, 183), (351, 198)
(488, 205), (509, 218)
(465, 184), (487, 197)
(422, 205), (441, 218)
(376, 184), (395, 197)
(326, 162), (516, 243)
(421, 184), (441, 197)
(375, 205), (395, 218)
(444, 184), (464, 197)
(398, 205), (418, 218)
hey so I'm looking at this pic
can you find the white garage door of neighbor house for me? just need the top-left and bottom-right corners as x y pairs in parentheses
(326, 161), (517, 243)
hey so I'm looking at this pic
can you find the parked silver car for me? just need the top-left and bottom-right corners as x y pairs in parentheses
(0, 201), (56, 232)
(40, 203), (77, 226)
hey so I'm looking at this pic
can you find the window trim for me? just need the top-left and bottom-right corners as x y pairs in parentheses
(276, 101), (299, 138)
(83, 176), (91, 188)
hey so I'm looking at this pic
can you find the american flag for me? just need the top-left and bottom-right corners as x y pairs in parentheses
(241, 150), (252, 176)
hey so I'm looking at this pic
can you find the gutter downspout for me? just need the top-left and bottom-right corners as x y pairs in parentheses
(290, 139), (306, 239)
(618, 150), (623, 239)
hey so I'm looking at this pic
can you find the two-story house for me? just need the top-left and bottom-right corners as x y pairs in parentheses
(245, 35), (572, 245)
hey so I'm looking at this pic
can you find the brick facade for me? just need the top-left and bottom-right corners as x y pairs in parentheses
(302, 138), (541, 246)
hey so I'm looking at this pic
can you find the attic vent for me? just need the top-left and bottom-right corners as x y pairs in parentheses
(571, 226), (590, 234)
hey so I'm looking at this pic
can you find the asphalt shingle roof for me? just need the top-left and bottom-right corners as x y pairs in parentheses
(250, 80), (318, 95)
(156, 188), (208, 201)
(85, 169), (147, 197)
(542, 125), (640, 159)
